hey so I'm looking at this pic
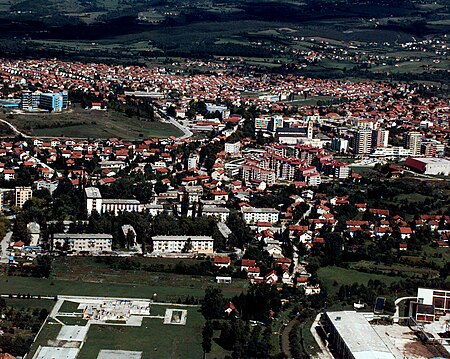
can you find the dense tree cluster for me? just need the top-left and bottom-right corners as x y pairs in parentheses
(0, 299), (49, 356)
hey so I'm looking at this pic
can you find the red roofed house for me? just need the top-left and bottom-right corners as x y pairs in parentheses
(214, 256), (231, 268)
(241, 259), (256, 271)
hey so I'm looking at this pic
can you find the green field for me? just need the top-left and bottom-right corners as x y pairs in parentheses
(78, 309), (204, 359)
(27, 303), (209, 359)
(1, 256), (247, 302)
(27, 318), (63, 359)
(317, 266), (402, 296)
(6, 107), (183, 139)
(3, 297), (56, 312)
(0, 274), (245, 302)
(349, 260), (440, 279)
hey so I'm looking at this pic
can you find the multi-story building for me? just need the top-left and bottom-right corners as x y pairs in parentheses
(85, 187), (102, 215)
(409, 287), (450, 322)
(322, 161), (350, 179)
(39, 92), (67, 112)
(152, 235), (214, 254)
(331, 138), (349, 153)
(304, 172), (322, 186)
(202, 206), (230, 222)
(372, 129), (389, 148)
(85, 187), (142, 216)
(21, 90), (32, 110)
(352, 129), (372, 155)
(101, 199), (142, 215)
(187, 153), (199, 170)
(403, 131), (422, 156)
(224, 141), (241, 155)
(255, 115), (283, 132)
(14, 186), (32, 208)
(421, 139), (445, 157)
(241, 160), (276, 185)
(22, 90), (68, 112)
(53, 233), (113, 254)
(241, 207), (279, 224)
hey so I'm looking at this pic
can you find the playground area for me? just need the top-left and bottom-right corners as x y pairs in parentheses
(29, 295), (202, 359)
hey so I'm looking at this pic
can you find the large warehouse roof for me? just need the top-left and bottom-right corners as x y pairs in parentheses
(326, 311), (396, 359)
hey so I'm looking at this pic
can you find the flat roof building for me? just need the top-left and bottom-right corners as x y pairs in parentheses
(323, 311), (396, 359)
(241, 207), (279, 224)
(152, 235), (214, 255)
(405, 157), (450, 176)
(53, 233), (113, 254)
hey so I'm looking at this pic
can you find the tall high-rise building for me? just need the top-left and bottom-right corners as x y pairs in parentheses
(372, 129), (389, 148)
(403, 131), (422, 156)
(353, 129), (372, 155)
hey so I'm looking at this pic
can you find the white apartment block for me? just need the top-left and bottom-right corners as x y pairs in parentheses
(101, 199), (142, 216)
(85, 187), (142, 216)
(152, 235), (214, 254)
(225, 141), (241, 155)
(187, 154), (200, 170)
(333, 165), (350, 179)
(202, 206), (230, 222)
(15, 186), (32, 208)
(304, 173), (322, 186)
(53, 233), (113, 253)
(241, 207), (279, 224)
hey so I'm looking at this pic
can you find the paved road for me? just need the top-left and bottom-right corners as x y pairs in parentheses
(280, 318), (298, 358)
(0, 231), (12, 264)
(154, 109), (193, 139)
(166, 116), (193, 139)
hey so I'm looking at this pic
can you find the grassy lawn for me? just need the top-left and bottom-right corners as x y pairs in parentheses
(59, 300), (83, 313)
(317, 266), (402, 296)
(49, 257), (248, 301)
(28, 304), (210, 359)
(77, 310), (205, 359)
(393, 193), (433, 203)
(207, 330), (232, 359)
(302, 319), (320, 357)
(7, 107), (183, 139)
(349, 260), (440, 279)
(56, 316), (89, 326)
(3, 297), (56, 312)
(0, 275), (245, 302)
(27, 318), (63, 359)
(421, 244), (450, 268)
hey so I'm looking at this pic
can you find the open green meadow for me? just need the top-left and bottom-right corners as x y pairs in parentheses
(0, 274), (246, 302)
(317, 266), (402, 296)
(1, 257), (247, 302)
(7, 107), (183, 140)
